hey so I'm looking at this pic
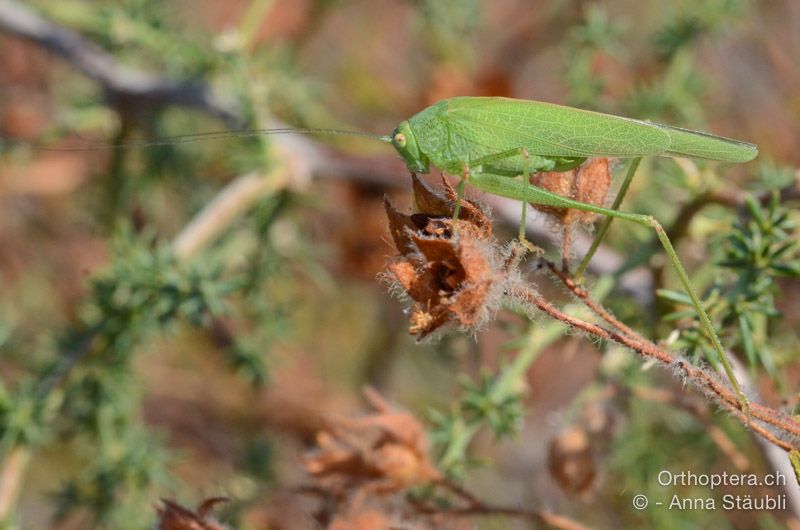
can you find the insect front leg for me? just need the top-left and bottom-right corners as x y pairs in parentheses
(451, 163), (470, 228)
(515, 149), (541, 254)
(468, 148), (557, 253)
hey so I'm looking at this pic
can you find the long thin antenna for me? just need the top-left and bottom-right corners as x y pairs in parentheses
(1, 127), (393, 152)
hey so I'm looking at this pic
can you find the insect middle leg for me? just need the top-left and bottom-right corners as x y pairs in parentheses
(574, 157), (642, 280)
(467, 148), (555, 252)
(451, 164), (470, 227)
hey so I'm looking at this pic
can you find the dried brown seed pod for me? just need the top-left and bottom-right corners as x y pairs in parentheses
(384, 174), (525, 337)
(530, 158), (612, 226)
(547, 426), (596, 495)
(304, 388), (440, 494)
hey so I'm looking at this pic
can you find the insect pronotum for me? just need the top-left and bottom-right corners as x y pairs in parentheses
(5, 96), (758, 409)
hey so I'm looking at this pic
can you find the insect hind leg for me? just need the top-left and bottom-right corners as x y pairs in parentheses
(465, 171), (750, 415)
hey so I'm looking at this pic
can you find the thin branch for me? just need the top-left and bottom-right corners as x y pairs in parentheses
(541, 258), (639, 340)
(532, 263), (800, 444)
(171, 169), (289, 260)
(561, 225), (572, 273)
(33, 325), (99, 398)
(537, 262), (798, 474)
(0, 0), (242, 127)
(516, 287), (800, 450)
(419, 504), (592, 530)
(423, 479), (592, 530)
(0, 447), (28, 522)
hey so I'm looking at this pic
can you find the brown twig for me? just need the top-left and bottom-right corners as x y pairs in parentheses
(517, 287), (800, 451)
(561, 225), (572, 273)
(171, 169), (291, 260)
(535, 260), (800, 445)
(542, 258), (639, 340)
(422, 478), (591, 530)
(540, 260), (786, 470)
(0, 0), (242, 127)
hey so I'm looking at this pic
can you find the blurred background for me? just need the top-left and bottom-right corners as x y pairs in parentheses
(1, 1), (799, 529)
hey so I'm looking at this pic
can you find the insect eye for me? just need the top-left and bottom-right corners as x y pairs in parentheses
(394, 133), (406, 146)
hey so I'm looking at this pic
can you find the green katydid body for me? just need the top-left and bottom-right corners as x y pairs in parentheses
(390, 96), (757, 177)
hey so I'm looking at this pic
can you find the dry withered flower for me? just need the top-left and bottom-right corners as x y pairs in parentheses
(156, 498), (228, 530)
(304, 387), (440, 494)
(384, 174), (511, 338)
(530, 157), (612, 226)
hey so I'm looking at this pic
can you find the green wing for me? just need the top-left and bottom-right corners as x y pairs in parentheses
(657, 124), (758, 162)
(441, 96), (670, 159)
(438, 97), (756, 163)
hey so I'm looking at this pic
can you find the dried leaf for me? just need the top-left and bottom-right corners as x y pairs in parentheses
(411, 174), (492, 240)
(411, 173), (454, 217)
(438, 175), (492, 238)
(384, 197), (418, 255)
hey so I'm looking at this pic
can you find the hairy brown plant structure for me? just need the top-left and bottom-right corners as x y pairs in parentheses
(304, 387), (441, 494)
(529, 158), (612, 226)
(383, 174), (513, 337)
